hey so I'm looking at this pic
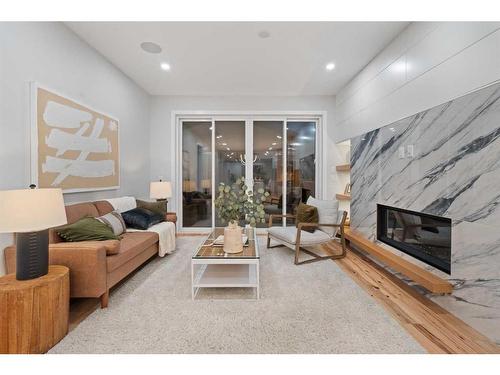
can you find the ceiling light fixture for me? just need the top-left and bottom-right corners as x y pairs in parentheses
(326, 62), (336, 71)
(272, 142), (277, 146)
(160, 62), (171, 71)
(277, 135), (282, 139)
(140, 41), (162, 54)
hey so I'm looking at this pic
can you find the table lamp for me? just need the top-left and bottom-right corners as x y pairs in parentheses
(0, 187), (67, 280)
(201, 179), (211, 195)
(150, 180), (172, 212)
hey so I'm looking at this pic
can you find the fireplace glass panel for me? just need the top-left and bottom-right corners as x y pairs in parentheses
(377, 204), (451, 274)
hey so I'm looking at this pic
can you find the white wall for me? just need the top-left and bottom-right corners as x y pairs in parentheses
(335, 22), (500, 141)
(0, 22), (151, 275)
(149, 95), (344, 213)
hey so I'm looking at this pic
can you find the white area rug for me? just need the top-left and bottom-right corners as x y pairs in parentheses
(50, 236), (424, 353)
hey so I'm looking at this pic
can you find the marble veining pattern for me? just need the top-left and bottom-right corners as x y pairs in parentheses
(350, 82), (500, 344)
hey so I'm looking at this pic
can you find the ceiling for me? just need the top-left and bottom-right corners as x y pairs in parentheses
(66, 22), (409, 96)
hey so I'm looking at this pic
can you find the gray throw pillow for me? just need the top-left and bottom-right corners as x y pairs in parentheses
(306, 196), (340, 236)
(96, 210), (126, 236)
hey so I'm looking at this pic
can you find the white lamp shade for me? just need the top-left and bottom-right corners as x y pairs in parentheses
(150, 181), (172, 199)
(0, 188), (67, 233)
(201, 179), (211, 189)
(182, 180), (196, 192)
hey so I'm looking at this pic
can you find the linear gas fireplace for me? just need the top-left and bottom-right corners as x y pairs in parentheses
(377, 204), (451, 274)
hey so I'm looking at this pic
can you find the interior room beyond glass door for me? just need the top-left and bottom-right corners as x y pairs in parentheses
(214, 120), (246, 227)
(181, 121), (212, 228)
(181, 118), (317, 230)
(286, 121), (316, 225)
(253, 121), (284, 227)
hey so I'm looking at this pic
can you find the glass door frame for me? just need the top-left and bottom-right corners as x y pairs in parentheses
(175, 112), (326, 232)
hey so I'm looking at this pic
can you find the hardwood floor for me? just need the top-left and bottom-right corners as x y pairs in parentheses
(68, 234), (500, 354)
(327, 241), (500, 353)
(69, 298), (100, 332)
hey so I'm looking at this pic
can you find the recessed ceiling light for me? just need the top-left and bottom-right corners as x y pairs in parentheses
(268, 147), (273, 150)
(258, 30), (270, 39)
(276, 135), (282, 139)
(326, 62), (336, 71)
(160, 62), (171, 71)
(140, 42), (162, 54)
(222, 143), (227, 146)
(216, 135), (222, 139)
(272, 142), (277, 146)
(226, 147), (230, 151)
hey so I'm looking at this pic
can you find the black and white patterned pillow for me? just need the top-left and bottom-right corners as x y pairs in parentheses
(96, 210), (126, 236)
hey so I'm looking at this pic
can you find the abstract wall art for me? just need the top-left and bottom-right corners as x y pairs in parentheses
(31, 85), (119, 193)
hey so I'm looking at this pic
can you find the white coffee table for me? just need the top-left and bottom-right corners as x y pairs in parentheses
(191, 228), (260, 300)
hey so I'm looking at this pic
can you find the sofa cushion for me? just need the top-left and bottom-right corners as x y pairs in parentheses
(136, 199), (167, 216)
(106, 231), (159, 272)
(122, 207), (164, 230)
(295, 202), (318, 233)
(65, 202), (100, 224)
(306, 197), (339, 236)
(57, 217), (119, 242)
(56, 239), (120, 255)
(93, 200), (114, 216)
(97, 211), (126, 236)
(268, 226), (331, 246)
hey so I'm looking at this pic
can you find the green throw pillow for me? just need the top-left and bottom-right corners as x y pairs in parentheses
(296, 202), (319, 233)
(136, 199), (167, 216)
(56, 217), (119, 242)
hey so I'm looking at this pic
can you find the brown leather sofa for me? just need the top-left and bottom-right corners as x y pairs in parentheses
(4, 200), (161, 308)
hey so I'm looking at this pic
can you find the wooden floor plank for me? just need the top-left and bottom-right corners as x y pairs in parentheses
(334, 244), (500, 354)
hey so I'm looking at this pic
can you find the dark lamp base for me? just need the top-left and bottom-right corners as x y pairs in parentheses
(16, 229), (49, 280)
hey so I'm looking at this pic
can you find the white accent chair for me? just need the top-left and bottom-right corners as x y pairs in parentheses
(266, 197), (348, 265)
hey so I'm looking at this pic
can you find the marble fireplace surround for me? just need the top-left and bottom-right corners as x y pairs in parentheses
(350, 81), (500, 344)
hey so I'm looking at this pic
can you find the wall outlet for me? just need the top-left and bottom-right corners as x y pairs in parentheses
(407, 144), (414, 158)
(398, 146), (405, 159)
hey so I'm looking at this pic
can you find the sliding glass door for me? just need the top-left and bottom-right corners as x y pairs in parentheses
(180, 117), (317, 229)
(181, 121), (212, 228)
(252, 121), (284, 227)
(214, 120), (246, 227)
(286, 121), (316, 225)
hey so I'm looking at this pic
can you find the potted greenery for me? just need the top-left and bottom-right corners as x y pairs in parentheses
(214, 178), (269, 253)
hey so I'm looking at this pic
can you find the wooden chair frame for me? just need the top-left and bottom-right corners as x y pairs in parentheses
(267, 211), (348, 265)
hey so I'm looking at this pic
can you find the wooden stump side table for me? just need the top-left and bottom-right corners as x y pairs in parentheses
(0, 265), (69, 354)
